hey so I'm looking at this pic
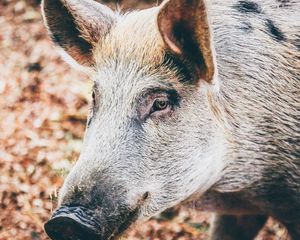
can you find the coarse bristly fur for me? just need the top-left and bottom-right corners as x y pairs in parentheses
(41, 0), (300, 239)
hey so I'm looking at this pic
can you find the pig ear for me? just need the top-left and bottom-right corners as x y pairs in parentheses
(157, 0), (215, 83)
(41, 0), (115, 67)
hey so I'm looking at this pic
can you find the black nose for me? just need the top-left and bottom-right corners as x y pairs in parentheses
(44, 206), (101, 240)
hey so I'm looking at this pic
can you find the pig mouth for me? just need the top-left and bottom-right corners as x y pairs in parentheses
(107, 209), (139, 240)
(44, 205), (139, 240)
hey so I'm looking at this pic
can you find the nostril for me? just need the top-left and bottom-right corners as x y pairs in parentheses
(45, 216), (98, 240)
(45, 216), (100, 240)
(44, 207), (101, 240)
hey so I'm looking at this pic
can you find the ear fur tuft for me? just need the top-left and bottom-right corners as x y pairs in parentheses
(157, 0), (215, 83)
(41, 0), (115, 67)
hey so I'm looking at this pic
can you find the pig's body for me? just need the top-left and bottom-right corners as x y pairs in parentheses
(42, 0), (300, 239)
(198, 1), (300, 237)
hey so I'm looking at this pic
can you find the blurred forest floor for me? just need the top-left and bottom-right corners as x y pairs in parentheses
(0, 0), (289, 239)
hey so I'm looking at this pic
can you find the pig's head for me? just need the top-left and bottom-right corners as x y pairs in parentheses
(42, 0), (226, 239)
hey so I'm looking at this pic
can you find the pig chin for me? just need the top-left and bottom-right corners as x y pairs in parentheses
(44, 204), (139, 240)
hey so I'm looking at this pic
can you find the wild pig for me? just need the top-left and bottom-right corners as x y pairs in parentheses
(41, 0), (300, 239)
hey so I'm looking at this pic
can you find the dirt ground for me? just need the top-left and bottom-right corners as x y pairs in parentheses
(0, 0), (289, 239)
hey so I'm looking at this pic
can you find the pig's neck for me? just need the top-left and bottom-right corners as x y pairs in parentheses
(207, 73), (299, 194)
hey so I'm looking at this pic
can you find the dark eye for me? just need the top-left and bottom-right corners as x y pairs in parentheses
(137, 89), (180, 121)
(92, 91), (96, 105)
(152, 99), (169, 112)
(87, 90), (96, 126)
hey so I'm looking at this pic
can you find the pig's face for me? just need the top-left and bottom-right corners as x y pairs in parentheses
(42, 0), (225, 239)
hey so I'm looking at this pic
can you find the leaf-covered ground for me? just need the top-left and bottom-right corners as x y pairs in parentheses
(0, 0), (289, 239)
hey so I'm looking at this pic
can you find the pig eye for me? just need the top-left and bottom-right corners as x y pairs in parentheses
(87, 90), (96, 126)
(92, 91), (96, 106)
(152, 99), (169, 112)
(138, 89), (180, 121)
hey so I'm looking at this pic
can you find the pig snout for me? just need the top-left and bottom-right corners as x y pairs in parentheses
(45, 205), (139, 240)
(44, 189), (149, 240)
(44, 206), (101, 240)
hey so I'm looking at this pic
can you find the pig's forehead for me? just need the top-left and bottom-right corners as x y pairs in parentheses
(93, 7), (165, 68)
(91, 7), (180, 91)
